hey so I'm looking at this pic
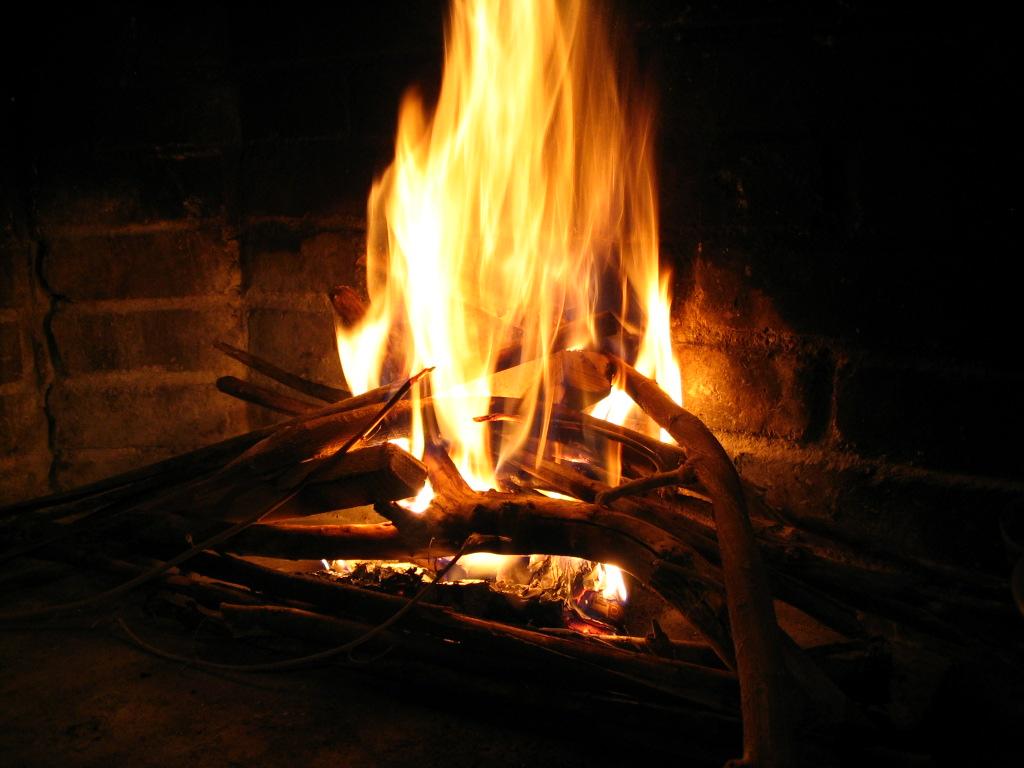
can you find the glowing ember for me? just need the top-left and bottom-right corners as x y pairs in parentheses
(333, 0), (686, 614)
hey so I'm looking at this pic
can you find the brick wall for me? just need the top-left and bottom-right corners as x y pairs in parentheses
(2, 3), (1020, 570)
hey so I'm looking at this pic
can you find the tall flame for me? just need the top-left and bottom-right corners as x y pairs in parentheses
(337, 0), (681, 487)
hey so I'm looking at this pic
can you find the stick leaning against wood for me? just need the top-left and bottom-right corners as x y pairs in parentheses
(587, 351), (794, 768)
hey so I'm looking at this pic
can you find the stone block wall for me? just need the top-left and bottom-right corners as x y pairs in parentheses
(1, 2), (1020, 571)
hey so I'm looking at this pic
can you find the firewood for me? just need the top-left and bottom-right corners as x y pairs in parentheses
(505, 452), (886, 645)
(591, 353), (793, 767)
(594, 461), (697, 506)
(172, 552), (738, 711)
(537, 628), (725, 667)
(0, 380), (423, 522)
(0, 428), (276, 520)
(146, 577), (738, 714)
(221, 351), (606, 484)
(270, 442), (427, 521)
(221, 399), (415, 480)
(214, 340), (350, 403)
(505, 452), (719, 558)
(0, 369), (430, 623)
(514, 449), (1019, 655)
(126, 398), (427, 525)
(376, 443), (740, 670)
(482, 350), (612, 415)
(217, 601), (739, 712)
(216, 376), (320, 415)
(145, 520), (420, 561)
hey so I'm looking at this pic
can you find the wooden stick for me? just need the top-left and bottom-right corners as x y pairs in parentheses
(595, 461), (697, 507)
(0, 428), (275, 519)
(394, 450), (740, 671)
(0, 370), (431, 622)
(216, 376), (320, 415)
(515, 450), (1017, 651)
(177, 552), (738, 711)
(214, 340), (349, 403)
(593, 353), (794, 767)
(229, 522), (432, 560)
(0, 381), (415, 521)
(218, 601), (739, 711)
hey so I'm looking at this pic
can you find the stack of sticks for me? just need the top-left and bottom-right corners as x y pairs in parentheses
(1, 289), (1019, 767)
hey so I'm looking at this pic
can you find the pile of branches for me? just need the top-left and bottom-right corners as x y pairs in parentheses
(1, 303), (1019, 767)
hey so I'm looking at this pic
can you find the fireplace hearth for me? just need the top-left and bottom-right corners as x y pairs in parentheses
(2, 2), (1022, 766)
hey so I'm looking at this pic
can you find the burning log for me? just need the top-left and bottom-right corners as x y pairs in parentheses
(380, 442), (740, 670)
(118, 550), (741, 713)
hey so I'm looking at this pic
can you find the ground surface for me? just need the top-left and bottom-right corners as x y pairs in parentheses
(0, 560), (724, 768)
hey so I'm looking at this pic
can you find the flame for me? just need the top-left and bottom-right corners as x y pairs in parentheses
(336, 0), (686, 606)
(594, 563), (629, 602)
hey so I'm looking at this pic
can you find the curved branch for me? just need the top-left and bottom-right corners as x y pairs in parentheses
(592, 353), (793, 768)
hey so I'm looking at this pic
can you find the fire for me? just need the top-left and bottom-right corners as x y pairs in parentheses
(335, 0), (685, 605)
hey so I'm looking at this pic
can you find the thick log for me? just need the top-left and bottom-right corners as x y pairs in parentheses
(127, 415), (425, 524)
(266, 442), (428, 521)
(214, 340), (349, 403)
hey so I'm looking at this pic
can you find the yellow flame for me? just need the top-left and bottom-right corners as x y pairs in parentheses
(337, 0), (678, 478)
(336, 1), (685, 605)
(594, 563), (629, 602)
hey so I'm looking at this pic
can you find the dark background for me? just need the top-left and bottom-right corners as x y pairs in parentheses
(2, 1), (1021, 556)
(1, 4), (1022, 765)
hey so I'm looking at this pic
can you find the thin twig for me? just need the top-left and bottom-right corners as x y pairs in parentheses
(214, 340), (350, 403)
(594, 460), (697, 507)
(117, 533), (481, 672)
(216, 376), (320, 415)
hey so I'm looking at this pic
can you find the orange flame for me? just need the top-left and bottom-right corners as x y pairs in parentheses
(336, 0), (686, 599)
